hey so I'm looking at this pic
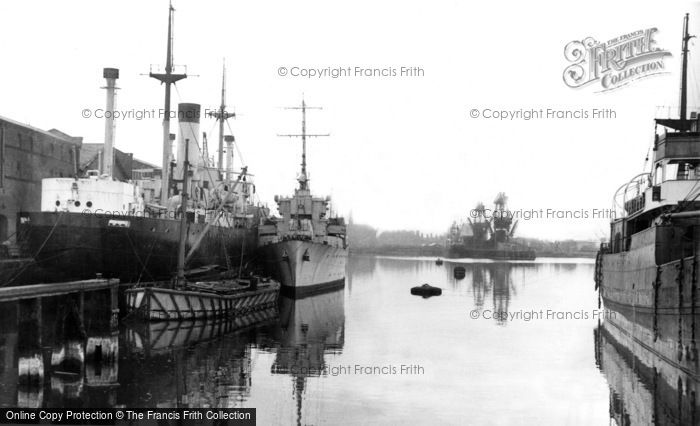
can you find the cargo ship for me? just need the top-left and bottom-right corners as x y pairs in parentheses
(595, 14), (700, 379)
(12, 5), (261, 285)
(257, 99), (348, 297)
(446, 193), (536, 260)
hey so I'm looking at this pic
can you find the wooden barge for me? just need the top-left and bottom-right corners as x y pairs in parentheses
(125, 277), (280, 321)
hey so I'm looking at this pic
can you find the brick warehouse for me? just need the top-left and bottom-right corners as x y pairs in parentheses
(0, 116), (82, 250)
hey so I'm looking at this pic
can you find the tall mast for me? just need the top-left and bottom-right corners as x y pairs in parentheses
(176, 139), (190, 287)
(680, 13), (694, 129)
(301, 99), (308, 178)
(150, 1), (187, 203)
(209, 60), (235, 178)
(219, 62), (226, 173)
(278, 96), (329, 191)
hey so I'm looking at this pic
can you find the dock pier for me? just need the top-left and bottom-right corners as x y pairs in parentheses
(0, 278), (120, 303)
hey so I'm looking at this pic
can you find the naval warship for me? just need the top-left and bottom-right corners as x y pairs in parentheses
(12, 5), (260, 285)
(595, 14), (700, 378)
(446, 193), (536, 260)
(257, 99), (348, 297)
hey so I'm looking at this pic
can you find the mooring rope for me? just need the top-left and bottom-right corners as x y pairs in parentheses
(2, 211), (65, 287)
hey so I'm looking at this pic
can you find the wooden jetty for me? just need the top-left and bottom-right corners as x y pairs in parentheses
(0, 278), (119, 302)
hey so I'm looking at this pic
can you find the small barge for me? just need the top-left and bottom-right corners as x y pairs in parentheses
(125, 276), (280, 321)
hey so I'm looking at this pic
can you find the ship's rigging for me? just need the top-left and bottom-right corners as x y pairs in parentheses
(278, 97), (329, 191)
(148, 0), (187, 204)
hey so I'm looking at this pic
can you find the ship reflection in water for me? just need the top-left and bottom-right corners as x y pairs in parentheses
(446, 262), (523, 325)
(2, 256), (677, 423)
(0, 285), (344, 417)
(270, 291), (344, 425)
(595, 312), (700, 425)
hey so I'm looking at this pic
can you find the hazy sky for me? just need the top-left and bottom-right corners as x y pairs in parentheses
(1, 0), (699, 240)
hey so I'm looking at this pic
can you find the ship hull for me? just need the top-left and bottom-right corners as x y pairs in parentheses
(256, 240), (347, 297)
(446, 245), (536, 260)
(13, 212), (257, 285)
(598, 245), (700, 377)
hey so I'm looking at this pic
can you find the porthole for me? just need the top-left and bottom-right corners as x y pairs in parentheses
(86, 201), (93, 208)
(55, 200), (60, 206)
(74, 201), (81, 207)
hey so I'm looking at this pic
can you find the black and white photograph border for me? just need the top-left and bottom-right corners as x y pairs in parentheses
(0, 0), (699, 425)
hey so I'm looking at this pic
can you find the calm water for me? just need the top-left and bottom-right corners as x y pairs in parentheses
(0, 256), (663, 424)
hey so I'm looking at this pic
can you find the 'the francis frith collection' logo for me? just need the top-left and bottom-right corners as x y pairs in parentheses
(563, 28), (671, 92)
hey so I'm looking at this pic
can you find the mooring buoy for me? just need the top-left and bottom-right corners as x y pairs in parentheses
(410, 283), (442, 297)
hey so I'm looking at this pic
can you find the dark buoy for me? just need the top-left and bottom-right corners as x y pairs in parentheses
(410, 283), (442, 297)
(435, 258), (444, 265)
(453, 266), (466, 279)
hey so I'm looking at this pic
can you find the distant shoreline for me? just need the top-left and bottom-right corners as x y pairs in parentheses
(348, 246), (597, 259)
